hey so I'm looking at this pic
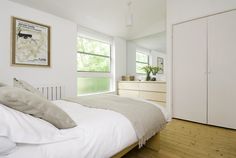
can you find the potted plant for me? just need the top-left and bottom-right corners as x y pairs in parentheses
(152, 66), (161, 75)
(151, 66), (162, 81)
(142, 66), (152, 81)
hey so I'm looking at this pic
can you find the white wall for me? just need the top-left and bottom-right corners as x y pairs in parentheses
(167, 0), (236, 24)
(126, 41), (149, 80)
(126, 41), (137, 76)
(126, 41), (166, 80)
(150, 50), (166, 80)
(113, 37), (127, 91)
(0, 1), (77, 97)
(167, 0), (236, 115)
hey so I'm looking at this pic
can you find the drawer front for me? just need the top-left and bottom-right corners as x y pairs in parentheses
(139, 83), (166, 92)
(118, 90), (139, 98)
(118, 82), (139, 90)
(139, 91), (166, 102)
(149, 101), (166, 106)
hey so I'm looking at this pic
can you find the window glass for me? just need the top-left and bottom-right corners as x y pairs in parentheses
(77, 53), (110, 72)
(77, 36), (112, 95)
(136, 52), (149, 74)
(136, 52), (149, 63)
(77, 37), (110, 56)
(77, 37), (111, 72)
(136, 62), (149, 74)
(77, 77), (110, 95)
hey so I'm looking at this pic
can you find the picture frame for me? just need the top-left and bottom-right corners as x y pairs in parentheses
(157, 57), (164, 74)
(11, 17), (51, 67)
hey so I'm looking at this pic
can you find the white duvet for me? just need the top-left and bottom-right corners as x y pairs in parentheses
(1, 100), (169, 158)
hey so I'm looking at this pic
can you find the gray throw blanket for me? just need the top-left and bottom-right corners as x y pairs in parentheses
(64, 94), (166, 147)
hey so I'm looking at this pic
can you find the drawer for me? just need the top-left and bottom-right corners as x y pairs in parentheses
(139, 82), (166, 92)
(149, 101), (166, 106)
(118, 82), (139, 90)
(139, 91), (166, 102)
(118, 90), (139, 98)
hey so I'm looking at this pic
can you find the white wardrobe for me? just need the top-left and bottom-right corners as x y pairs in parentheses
(173, 10), (236, 129)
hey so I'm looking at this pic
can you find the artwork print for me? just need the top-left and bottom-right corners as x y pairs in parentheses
(157, 57), (164, 74)
(12, 17), (50, 66)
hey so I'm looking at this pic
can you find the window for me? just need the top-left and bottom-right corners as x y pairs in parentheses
(77, 36), (112, 95)
(77, 77), (110, 95)
(136, 52), (149, 74)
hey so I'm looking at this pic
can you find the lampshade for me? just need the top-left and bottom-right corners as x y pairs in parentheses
(126, 1), (133, 28)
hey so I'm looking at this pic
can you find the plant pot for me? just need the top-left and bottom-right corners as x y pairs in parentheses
(151, 74), (157, 81)
(151, 77), (156, 81)
(146, 73), (151, 81)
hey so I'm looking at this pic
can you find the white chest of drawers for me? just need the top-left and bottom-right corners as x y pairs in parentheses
(118, 81), (166, 106)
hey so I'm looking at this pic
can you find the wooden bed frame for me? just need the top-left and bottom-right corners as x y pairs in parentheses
(112, 133), (160, 158)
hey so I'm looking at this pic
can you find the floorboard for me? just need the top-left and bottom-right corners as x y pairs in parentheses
(123, 119), (236, 158)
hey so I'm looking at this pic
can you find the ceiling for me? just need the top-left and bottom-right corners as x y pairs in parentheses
(9, 0), (166, 40)
(132, 31), (166, 52)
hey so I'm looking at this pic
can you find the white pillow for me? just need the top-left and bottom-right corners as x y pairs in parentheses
(13, 78), (45, 98)
(0, 87), (76, 129)
(0, 137), (16, 155)
(0, 104), (78, 144)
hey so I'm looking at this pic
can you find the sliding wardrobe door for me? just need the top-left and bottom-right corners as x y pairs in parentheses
(173, 19), (207, 123)
(208, 10), (236, 129)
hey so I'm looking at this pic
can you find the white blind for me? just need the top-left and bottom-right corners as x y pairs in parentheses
(77, 25), (113, 44)
(136, 46), (151, 55)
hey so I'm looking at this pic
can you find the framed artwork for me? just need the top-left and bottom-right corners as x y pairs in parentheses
(12, 17), (51, 67)
(157, 57), (164, 74)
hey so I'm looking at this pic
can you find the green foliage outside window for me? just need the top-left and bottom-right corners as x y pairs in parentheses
(77, 37), (111, 95)
(77, 37), (110, 56)
(77, 54), (110, 72)
(136, 52), (149, 74)
(77, 37), (111, 72)
(136, 63), (149, 74)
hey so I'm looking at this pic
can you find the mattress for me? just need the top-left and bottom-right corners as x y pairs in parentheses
(2, 100), (169, 158)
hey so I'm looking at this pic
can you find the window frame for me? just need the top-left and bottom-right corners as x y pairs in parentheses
(77, 36), (112, 73)
(136, 51), (150, 74)
(77, 36), (113, 95)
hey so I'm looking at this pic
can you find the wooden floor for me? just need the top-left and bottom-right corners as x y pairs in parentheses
(123, 119), (236, 158)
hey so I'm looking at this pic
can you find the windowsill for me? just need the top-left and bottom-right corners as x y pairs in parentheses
(77, 91), (116, 96)
(136, 73), (146, 75)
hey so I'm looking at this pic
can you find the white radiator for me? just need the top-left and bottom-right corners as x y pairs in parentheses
(36, 85), (65, 101)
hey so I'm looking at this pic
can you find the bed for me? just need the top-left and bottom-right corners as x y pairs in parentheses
(0, 85), (170, 158)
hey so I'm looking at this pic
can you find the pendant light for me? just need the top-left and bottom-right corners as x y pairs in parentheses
(126, 0), (134, 28)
